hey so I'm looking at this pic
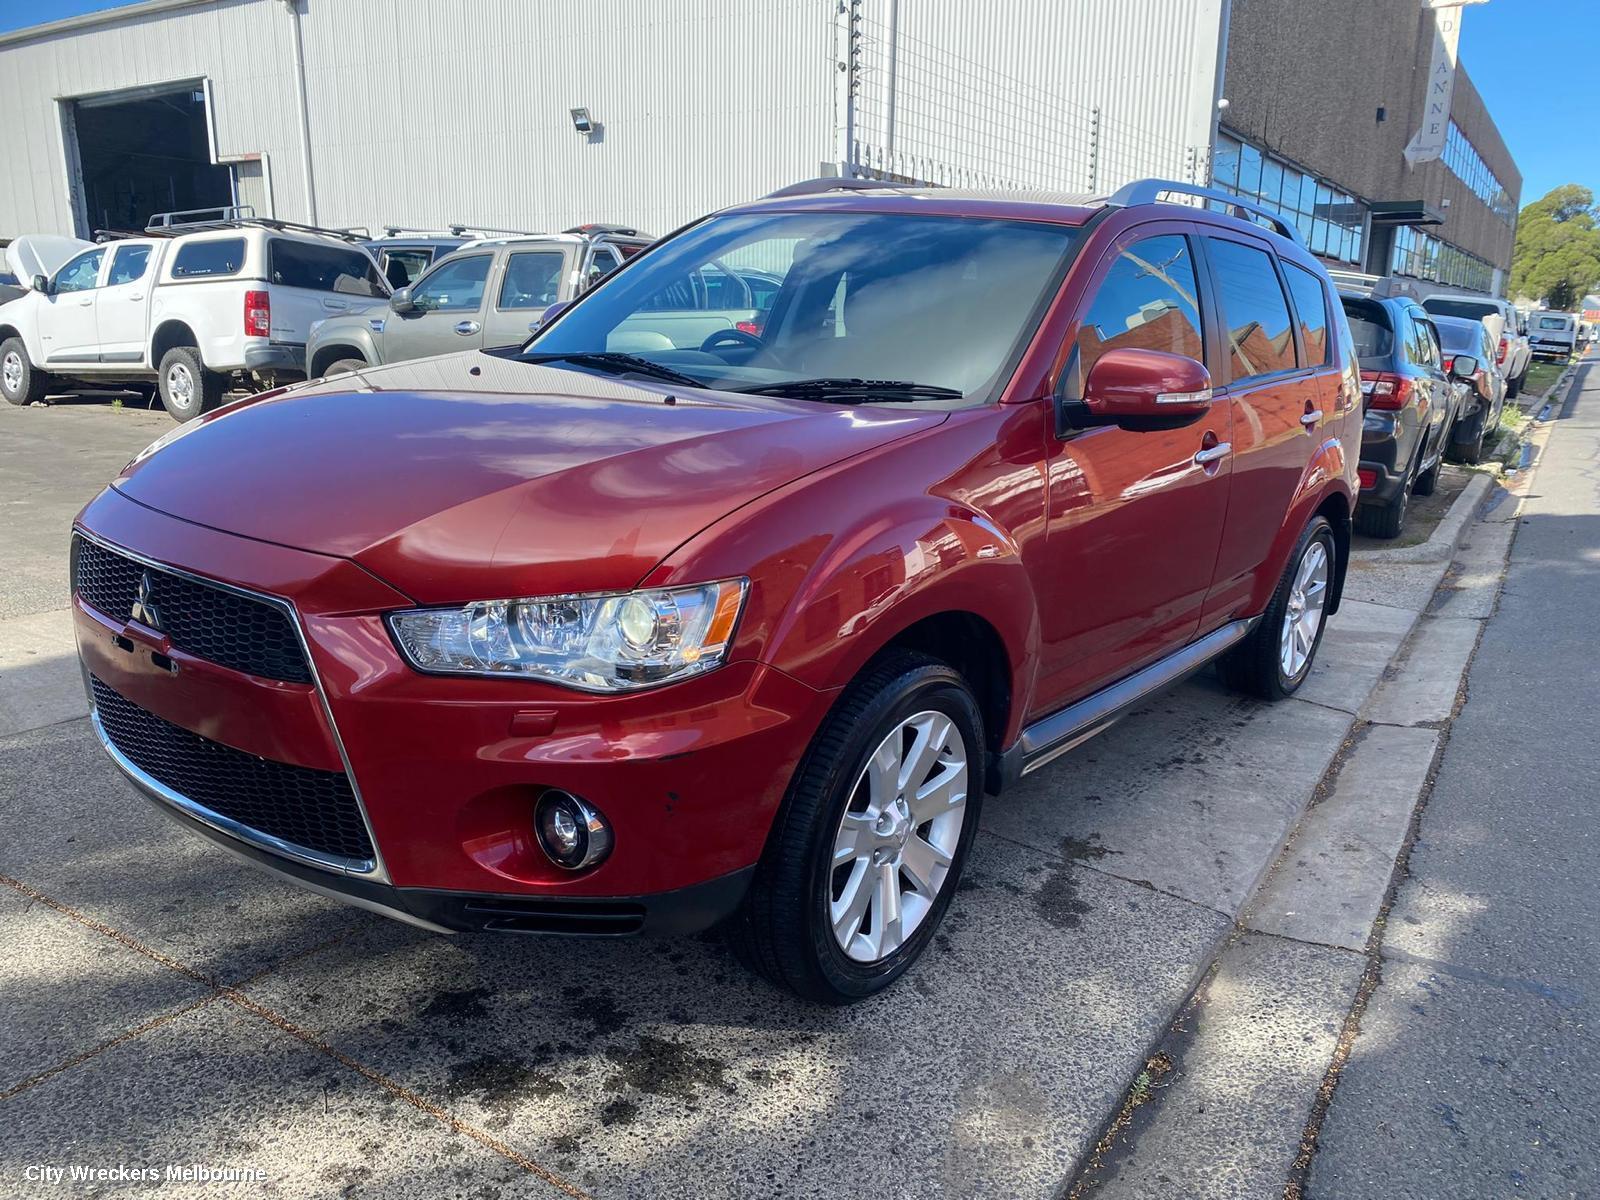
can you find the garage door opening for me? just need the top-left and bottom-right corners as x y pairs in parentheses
(66, 83), (233, 236)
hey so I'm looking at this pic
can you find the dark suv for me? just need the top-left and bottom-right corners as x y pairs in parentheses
(74, 179), (1360, 1002)
(1340, 295), (1471, 538)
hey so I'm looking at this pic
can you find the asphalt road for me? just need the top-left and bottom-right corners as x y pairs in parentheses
(1311, 364), (1600, 1197)
(0, 392), (1469, 1198)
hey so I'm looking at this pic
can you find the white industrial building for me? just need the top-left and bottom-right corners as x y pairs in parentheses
(0, 0), (1226, 241)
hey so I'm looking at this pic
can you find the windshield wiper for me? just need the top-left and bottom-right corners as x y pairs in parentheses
(519, 352), (705, 389)
(733, 377), (965, 402)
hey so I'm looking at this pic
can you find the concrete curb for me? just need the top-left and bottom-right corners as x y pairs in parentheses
(1349, 471), (1491, 565)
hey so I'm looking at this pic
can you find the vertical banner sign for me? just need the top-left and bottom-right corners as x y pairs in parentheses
(1404, 0), (1489, 166)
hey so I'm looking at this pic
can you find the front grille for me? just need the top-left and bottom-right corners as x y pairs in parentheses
(91, 675), (374, 865)
(72, 535), (312, 684)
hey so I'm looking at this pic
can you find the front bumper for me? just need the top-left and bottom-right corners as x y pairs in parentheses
(72, 487), (829, 935)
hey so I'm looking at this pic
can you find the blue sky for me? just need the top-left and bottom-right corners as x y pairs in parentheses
(0, 0), (1592, 211)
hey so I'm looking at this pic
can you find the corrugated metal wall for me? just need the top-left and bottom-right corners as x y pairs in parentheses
(0, 0), (1223, 241)
(851, 0), (1225, 191)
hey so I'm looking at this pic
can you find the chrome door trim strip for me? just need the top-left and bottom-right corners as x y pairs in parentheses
(71, 524), (390, 882)
(1018, 617), (1259, 777)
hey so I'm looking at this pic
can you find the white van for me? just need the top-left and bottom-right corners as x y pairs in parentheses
(1529, 311), (1577, 361)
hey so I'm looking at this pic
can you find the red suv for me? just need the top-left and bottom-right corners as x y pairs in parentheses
(73, 179), (1359, 1002)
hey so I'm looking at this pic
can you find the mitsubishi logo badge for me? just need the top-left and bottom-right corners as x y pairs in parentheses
(130, 570), (163, 631)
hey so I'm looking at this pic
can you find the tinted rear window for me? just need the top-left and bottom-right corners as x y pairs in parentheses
(1342, 300), (1393, 364)
(1424, 298), (1496, 321)
(268, 239), (385, 297)
(1536, 315), (1572, 330)
(171, 238), (246, 279)
(1435, 321), (1481, 352)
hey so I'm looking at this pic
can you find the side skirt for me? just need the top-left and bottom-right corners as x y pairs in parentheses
(991, 617), (1260, 792)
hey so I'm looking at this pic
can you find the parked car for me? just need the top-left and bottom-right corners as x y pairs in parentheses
(0, 208), (388, 420)
(73, 178), (1360, 1003)
(1340, 294), (1471, 538)
(1421, 293), (1530, 397)
(1528, 310), (1577, 360)
(305, 225), (651, 378)
(1433, 313), (1506, 464)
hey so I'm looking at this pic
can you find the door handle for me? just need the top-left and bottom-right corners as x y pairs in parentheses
(1300, 411), (1320, 427)
(77, 298), (92, 306)
(1193, 442), (1231, 465)
(455, 320), (481, 335)
(129, 293), (144, 301)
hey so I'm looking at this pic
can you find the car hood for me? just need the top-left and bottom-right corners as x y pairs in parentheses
(114, 351), (947, 602)
(5, 234), (95, 286)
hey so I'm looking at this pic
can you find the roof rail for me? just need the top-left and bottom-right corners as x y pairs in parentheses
(143, 208), (370, 245)
(562, 223), (648, 238)
(92, 228), (152, 243)
(1107, 179), (1303, 245)
(765, 176), (906, 199)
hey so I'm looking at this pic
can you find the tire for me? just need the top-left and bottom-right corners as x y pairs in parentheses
(1506, 371), (1521, 399)
(728, 650), (985, 1004)
(1, 337), (51, 406)
(1412, 452), (1440, 497)
(1218, 515), (1336, 701)
(157, 346), (225, 421)
(323, 357), (368, 377)
(1448, 410), (1486, 466)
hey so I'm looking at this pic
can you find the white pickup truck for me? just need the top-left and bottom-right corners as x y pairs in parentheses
(0, 209), (387, 420)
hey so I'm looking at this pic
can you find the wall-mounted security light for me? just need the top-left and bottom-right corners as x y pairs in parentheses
(570, 108), (595, 136)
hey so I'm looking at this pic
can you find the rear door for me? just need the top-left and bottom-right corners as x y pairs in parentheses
(94, 241), (157, 363)
(37, 247), (106, 365)
(483, 247), (569, 347)
(1198, 232), (1318, 620)
(266, 237), (388, 353)
(383, 252), (492, 361)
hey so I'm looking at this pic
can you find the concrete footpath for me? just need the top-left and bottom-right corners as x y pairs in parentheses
(1071, 367), (1591, 1197)
(1308, 367), (1600, 1197)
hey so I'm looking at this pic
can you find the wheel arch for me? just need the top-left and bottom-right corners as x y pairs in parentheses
(1314, 489), (1351, 614)
(150, 320), (200, 367)
(309, 341), (371, 379)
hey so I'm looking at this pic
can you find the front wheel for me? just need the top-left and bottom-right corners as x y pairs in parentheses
(729, 651), (984, 1003)
(1448, 410), (1486, 465)
(1219, 515), (1336, 700)
(1, 338), (51, 406)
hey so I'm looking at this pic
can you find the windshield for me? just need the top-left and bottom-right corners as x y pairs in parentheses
(522, 211), (1080, 403)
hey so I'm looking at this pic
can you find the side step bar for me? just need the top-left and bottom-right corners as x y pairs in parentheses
(999, 617), (1260, 787)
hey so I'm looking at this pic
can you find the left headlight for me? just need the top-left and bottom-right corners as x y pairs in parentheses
(386, 578), (748, 692)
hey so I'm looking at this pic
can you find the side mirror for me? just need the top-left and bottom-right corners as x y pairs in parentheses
(536, 299), (571, 330)
(1069, 348), (1213, 432)
(389, 286), (415, 314)
(30, 274), (49, 294)
(1449, 354), (1479, 380)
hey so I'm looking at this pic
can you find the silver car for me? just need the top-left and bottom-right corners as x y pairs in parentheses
(305, 226), (649, 378)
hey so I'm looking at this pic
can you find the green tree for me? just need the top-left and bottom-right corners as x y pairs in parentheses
(1510, 185), (1600, 310)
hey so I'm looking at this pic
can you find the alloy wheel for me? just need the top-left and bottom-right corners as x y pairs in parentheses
(2, 350), (22, 395)
(829, 710), (969, 963)
(1279, 540), (1329, 679)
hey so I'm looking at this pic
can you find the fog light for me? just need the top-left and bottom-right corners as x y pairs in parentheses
(535, 789), (612, 870)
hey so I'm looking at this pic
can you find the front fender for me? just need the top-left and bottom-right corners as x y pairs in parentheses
(307, 317), (383, 376)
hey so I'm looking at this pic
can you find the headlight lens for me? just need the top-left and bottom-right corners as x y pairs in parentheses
(386, 578), (748, 692)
